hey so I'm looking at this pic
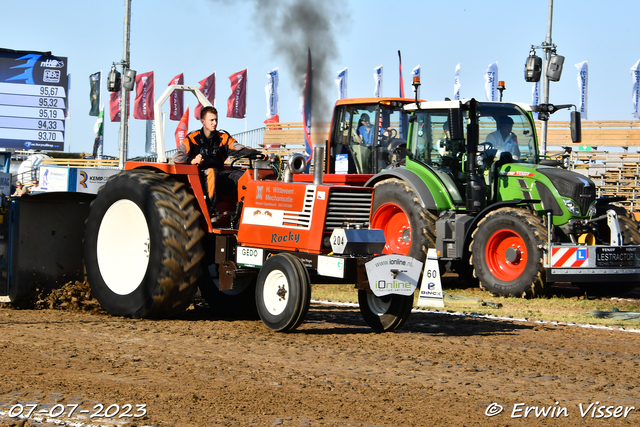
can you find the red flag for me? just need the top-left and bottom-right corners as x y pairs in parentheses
(398, 50), (405, 98)
(109, 90), (130, 122)
(227, 69), (247, 119)
(168, 73), (184, 121)
(194, 72), (215, 120)
(175, 106), (189, 148)
(264, 114), (281, 147)
(133, 71), (155, 120)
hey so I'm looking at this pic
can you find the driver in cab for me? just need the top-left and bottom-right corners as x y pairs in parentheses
(173, 106), (264, 218)
(485, 116), (520, 161)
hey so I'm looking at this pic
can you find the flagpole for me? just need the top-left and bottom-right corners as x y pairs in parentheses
(244, 68), (248, 145)
(118, 0), (132, 169)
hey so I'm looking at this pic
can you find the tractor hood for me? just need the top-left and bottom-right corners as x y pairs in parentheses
(534, 166), (596, 217)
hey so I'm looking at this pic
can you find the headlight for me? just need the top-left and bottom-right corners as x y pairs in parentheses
(587, 202), (596, 217)
(563, 199), (580, 215)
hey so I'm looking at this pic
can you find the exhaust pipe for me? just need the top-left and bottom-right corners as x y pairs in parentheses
(313, 146), (324, 186)
(283, 153), (306, 183)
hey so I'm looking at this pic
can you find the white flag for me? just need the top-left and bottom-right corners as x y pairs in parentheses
(484, 62), (498, 101)
(411, 65), (420, 98)
(532, 81), (540, 120)
(265, 68), (279, 118)
(575, 61), (588, 120)
(336, 67), (347, 99)
(453, 63), (461, 100)
(374, 65), (383, 97)
(632, 59), (640, 120)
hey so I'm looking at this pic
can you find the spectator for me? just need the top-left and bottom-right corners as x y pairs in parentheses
(29, 180), (40, 193)
(12, 181), (26, 197)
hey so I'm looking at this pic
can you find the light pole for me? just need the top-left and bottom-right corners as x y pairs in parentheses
(118, 0), (132, 170)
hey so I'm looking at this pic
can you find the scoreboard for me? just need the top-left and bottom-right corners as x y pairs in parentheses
(0, 49), (68, 151)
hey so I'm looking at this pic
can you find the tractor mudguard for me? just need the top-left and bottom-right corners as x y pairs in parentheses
(364, 168), (437, 211)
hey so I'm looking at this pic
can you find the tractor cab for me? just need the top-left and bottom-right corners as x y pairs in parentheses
(327, 98), (415, 175)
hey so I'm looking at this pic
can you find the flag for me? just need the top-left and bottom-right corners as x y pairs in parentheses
(302, 49), (313, 173)
(175, 106), (189, 148)
(532, 80), (540, 120)
(398, 51), (405, 98)
(484, 62), (498, 101)
(109, 89), (129, 122)
(66, 73), (71, 119)
(92, 107), (104, 158)
(454, 63), (461, 100)
(133, 71), (154, 120)
(168, 72), (184, 121)
(194, 72), (215, 120)
(265, 68), (279, 118)
(374, 65), (383, 97)
(411, 65), (420, 98)
(145, 119), (157, 155)
(89, 71), (101, 116)
(575, 61), (588, 120)
(336, 67), (347, 99)
(227, 69), (247, 119)
(632, 59), (640, 120)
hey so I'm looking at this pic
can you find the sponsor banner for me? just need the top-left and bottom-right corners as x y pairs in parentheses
(89, 71), (101, 116)
(575, 61), (588, 120)
(92, 107), (104, 158)
(168, 73), (184, 120)
(631, 59), (640, 120)
(265, 68), (279, 118)
(75, 168), (120, 194)
(109, 89), (129, 122)
(454, 63), (461, 100)
(39, 166), (69, 192)
(145, 119), (156, 155)
(373, 64), (383, 97)
(194, 72), (215, 120)
(365, 255), (423, 297)
(227, 69), (247, 119)
(532, 80), (540, 120)
(484, 62), (498, 101)
(336, 67), (347, 99)
(133, 71), (154, 120)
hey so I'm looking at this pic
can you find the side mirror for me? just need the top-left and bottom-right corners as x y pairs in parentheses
(570, 111), (582, 143)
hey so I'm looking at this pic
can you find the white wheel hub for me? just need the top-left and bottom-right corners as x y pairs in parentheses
(366, 293), (391, 317)
(262, 270), (289, 316)
(97, 200), (151, 295)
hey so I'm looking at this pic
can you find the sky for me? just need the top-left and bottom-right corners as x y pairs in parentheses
(1, 0), (639, 159)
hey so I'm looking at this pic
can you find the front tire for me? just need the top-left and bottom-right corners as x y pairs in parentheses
(470, 208), (547, 297)
(255, 253), (311, 332)
(371, 178), (437, 264)
(358, 291), (413, 332)
(84, 170), (204, 317)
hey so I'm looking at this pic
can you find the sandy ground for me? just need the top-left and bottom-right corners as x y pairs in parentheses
(0, 285), (639, 427)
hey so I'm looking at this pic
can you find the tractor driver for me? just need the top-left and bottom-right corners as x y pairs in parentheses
(485, 116), (520, 161)
(173, 106), (265, 219)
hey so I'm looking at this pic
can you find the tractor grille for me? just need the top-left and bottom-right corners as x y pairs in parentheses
(537, 168), (596, 216)
(324, 189), (374, 232)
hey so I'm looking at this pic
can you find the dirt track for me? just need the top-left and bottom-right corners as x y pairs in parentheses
(1, 298), (639, 427)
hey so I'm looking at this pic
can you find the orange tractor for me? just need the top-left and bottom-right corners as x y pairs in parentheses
(82, 86), (426, 332)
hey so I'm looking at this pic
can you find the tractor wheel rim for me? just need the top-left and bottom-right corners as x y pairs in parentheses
(486, 229), (527, 281)
(263, 270), (289, 316)
(366, 293), (392, 316)
(97, 200), (150, 295)
(372, 203), (411, 255)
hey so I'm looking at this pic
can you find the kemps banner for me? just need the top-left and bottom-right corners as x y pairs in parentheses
(484, 62), (498, 101)
(575, 60), (588, 120)
(133, 71), (154, 120)
(194, 72), (215, 120)
(227, 69), (247, 119)
(168, 73), (184, 121)
(109, 89), (129, 122)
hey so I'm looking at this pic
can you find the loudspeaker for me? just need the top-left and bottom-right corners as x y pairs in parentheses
(106, 68), (121, 92)
(122, 69), (137, 91)
(546, 55), (565, 82)
(524, 55), (542, 82)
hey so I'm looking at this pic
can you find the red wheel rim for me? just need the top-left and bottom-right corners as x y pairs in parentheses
(371, 202), (411, 255)
(485, 229), (527, 281)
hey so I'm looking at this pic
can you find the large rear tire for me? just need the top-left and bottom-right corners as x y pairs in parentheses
(255, 253), (311, 332)
(470, 208), (547, 297)
(358, 291), (413, 332)
(84, 170), (204, 317)
(371, 178), (437, 264)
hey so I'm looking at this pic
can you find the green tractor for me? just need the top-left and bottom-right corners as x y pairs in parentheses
(318, 94), (640, 297)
